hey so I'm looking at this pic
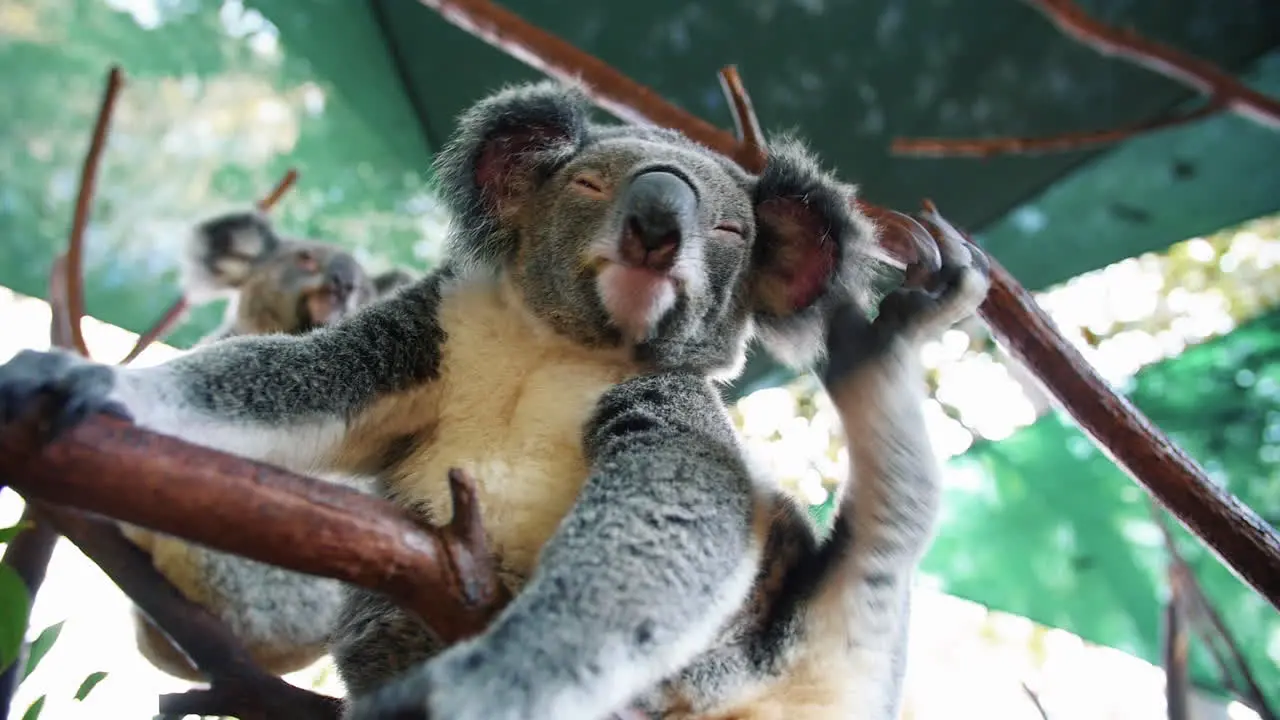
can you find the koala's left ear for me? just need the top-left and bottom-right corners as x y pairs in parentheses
(435, 80), (591, 270)
(749, 137), (881, 368)
(181, 211), (283, 300)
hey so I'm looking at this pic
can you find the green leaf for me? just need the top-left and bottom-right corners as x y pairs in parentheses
(0, 564), (30, 675)
(22, 621), (64, 681)
(0, 522), (32, 544)
(20, 695), (44, 720)
(74, 671), (108, 701)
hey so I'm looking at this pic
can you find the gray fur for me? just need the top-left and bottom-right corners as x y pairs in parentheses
(126, 211), (427, 681)
(0, 79), (987, 720)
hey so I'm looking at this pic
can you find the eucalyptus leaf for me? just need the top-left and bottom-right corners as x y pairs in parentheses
(0, 564), (30, 675)
(74, 671), (108, 701)
(20, 695), (45, 720)
(22, 620), (64, 681)
(0, 522), (32, 544)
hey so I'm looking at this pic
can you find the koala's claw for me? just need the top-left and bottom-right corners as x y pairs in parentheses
(0, 349), (128, 443)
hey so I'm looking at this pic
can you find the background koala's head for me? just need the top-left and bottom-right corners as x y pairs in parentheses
(182, 211), (416, 340)
(435, 80), (884, 377)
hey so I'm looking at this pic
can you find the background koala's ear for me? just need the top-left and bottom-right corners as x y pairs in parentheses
(181, 211), (283, 299)
(434, 80), (590, 269)
(371, 269), (416, 298)
(749, 136), (881, 368)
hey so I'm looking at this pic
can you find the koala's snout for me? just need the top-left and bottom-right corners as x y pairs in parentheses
(618, 170), (697, 272)
(324, 254), (360, 301)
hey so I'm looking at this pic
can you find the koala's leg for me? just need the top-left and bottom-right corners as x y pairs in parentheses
(136, 535), (348, 677)
(329, 586), (445, 696)
(344, 373), (764, 720)
(0, 269), (452, 472)
(816, 237), (991, 719)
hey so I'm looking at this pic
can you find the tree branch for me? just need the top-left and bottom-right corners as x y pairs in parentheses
(415, 0), (1280, 610)
(1151, 508), (1278, 720)
(1163, 572), (1190, 720)
(717, 65), (766, 170)
(36, 505), (343, 720)
(891, 0), (1280, 157)
(116, 167), (299, 366)
(0, 412), (507, 644)
(63, 65), (124, 356)
(909, 201), (1280, 611)
(891, 102), (1224, 158)
(1023, 0), (1280, 130)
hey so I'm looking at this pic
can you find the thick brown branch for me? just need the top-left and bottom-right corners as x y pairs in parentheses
(36, 505), (342, 720)
(1023, 0), (1280, 130)
(891, 102), (1223, 158)
(914, 203), (1280, 610)
(0, 412), (508, 645)
(63, 65), (125, 357)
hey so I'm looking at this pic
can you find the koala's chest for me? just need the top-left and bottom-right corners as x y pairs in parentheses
(390, 284), (639, 582)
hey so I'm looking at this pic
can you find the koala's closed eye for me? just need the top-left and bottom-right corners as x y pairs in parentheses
(714, 221), (745, 239)
(571, 171), (608, 198)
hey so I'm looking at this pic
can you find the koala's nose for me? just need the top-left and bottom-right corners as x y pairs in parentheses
(325, 255), (359, 300)
(619, 170), (698, 272)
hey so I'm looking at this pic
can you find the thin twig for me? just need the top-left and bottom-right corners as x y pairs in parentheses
(64, 65), (125, 357)
(1020, 682), (1050, 720)
(717, 65), (767, 170)
(893, 0), (1280, 157)
(256, 168), (299, 212)
(116, 297), (188, 365)
(892, 102), (1224, 158)
(1151, 508), (1278, 720)
(117, 168), (299, 365)
(1023, 0), (1280, 130)
(1164, 572), (1190, 720)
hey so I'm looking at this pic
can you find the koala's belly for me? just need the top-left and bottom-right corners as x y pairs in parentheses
(389, 280), (640, 582)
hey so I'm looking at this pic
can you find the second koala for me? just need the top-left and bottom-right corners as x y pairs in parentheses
(125, 211), (415, 681)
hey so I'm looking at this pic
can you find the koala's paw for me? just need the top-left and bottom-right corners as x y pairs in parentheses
(823, 236), (989, 388)
(877, 238), (990, 343)
(0, 349), (131, 440)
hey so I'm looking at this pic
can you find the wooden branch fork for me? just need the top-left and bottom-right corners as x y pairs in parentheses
(1, 1), (1279, 716)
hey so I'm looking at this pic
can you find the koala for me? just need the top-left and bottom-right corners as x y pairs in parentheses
(180, 211), (417, 341)
(123, 211), (417, 682)
(0, 81), (989, 719)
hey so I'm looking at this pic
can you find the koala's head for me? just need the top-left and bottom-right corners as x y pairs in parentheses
(436, 81), (881, 376)
(182, 211), (416, 338)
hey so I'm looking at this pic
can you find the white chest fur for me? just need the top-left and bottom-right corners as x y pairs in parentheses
(390, 279), (642, 583)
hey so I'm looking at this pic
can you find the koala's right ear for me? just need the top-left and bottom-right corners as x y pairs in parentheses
(435, 81), (591, 270)
(181, 211), (283, 299)
(371, 269), (416, 298)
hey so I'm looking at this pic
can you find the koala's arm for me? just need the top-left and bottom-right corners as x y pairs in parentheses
(347, 373), (762, 720)
(2, 269), (450, 471)
(815, 240), (991, 719)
